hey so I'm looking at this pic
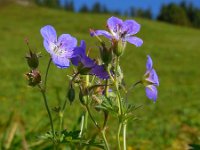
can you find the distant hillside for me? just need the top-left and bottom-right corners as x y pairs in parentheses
(0, 4), (200, 149)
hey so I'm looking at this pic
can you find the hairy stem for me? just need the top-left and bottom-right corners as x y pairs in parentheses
(117, 123), (122, 150)
(122, 123), (127, 150)
(101, 130), (110, 150)
(38, 85), (55, 139)
(86, 105), (100, 130)
(44, 58), (52, 89)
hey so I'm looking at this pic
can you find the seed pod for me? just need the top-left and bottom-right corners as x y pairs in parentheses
(67, 86), (75, 104)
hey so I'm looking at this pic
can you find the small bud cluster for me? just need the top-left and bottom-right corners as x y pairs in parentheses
(25, 40), (41, 86)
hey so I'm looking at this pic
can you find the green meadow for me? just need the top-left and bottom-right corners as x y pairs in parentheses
(0, 3), (200, 149)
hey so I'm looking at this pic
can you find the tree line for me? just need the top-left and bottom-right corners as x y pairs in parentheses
(35, 0), (200, 28)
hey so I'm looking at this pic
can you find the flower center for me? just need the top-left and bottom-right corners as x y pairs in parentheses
(53, 44), (65, 57)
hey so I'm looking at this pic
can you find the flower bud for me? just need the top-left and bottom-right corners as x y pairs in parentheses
(112, 39), (126, 57)
(99, 42), (112, 65)
(67, 86), (75, 104)
(25, 69), (41, 86)
(25, 50), (40, 69)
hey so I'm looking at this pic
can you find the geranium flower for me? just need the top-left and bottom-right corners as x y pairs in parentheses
(71, 40), (109, 79)
(143, 55), (159, 102)
(90, 16), (143, 47)
(40, 25), (77, 68)
(71, 40), (95, 68)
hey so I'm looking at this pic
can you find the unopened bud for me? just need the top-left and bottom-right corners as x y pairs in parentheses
(100, 42), (112, 65)
(112, 39), (126, 57)
(25, 50), (40, 69)
(26, 69), (41, 86)
(67, 86), (75, 104)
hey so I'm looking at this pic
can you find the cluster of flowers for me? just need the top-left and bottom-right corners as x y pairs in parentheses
(39, 16), (159, 101)
(25, 16), (159, 149)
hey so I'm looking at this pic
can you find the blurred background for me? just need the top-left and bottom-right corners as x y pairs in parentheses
(0, 0), (200, 149)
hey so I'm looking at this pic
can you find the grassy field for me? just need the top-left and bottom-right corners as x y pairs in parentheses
(0, 3), (200, 149)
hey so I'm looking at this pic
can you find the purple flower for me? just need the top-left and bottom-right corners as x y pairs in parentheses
(90, 16), (143, 47)
(143, 55), (159, 102)
(71, 40), (109, 79)
(40, 25), (77, 68)
(91, 65), (109, 79)
(71, 40), (95, 68)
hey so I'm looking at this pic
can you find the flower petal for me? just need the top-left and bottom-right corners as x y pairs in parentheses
(43, 40), (55, 54)
(149, 69), (159, 86)
(81, 55), (95, 68)
(146, 55), (153, 71)
(70, 57), (80, 66)
(91, 65), (109, 79)
(90, 30), (112, 39)
(58, 34), (77, 51)
(52, 56), (70, 68)
(107, 16), (123, 33)
(80, 40), (86, 50)
(122, 20), (141, 35)
(126, 36), (143, 47)
(40, 25), (57, 43)
(145, 85), (157, 102)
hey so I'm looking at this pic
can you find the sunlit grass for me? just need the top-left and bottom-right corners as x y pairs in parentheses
(0, 3), (200, 149)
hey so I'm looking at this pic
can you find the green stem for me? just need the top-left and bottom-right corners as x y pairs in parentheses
(38, 85), (55, 139)
(38, 58), (55, 139)
(105, 79), (109, 98)
(83, 75), (90, 131)
(122, 123), (127, 150)
(115, 57), (123, 115)
(59, 111), (63, 138)
(101, 130), (110, 150)
(79, 115), (85, 138)
(86, 105), (100, 130)
(117, 123), (122, 150)
(106, 67), (114, 83)
(44, 58), (52, 89)
(84, 111), (88, 131)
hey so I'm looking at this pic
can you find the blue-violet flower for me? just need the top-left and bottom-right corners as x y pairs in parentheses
(90, 16), (143, 47)
(71, 40), (109, 79)
(143, 55), (159, 102)
(40, 25), (77, 68)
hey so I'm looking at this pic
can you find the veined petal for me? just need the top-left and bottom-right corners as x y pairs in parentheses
(58, 34), (77, 51)
(40, 25), (57, 43)
(52, 56), (70, 68)
(149, 69), (159, 86)
(107, 16), (123, 33)
(145, 85), (157, 102)
(43, 40), (55, 54)
(90, 30), (112, 39)
(146, 55), (153, 71)
(122, 20), (141, 35)
(126, 36), (143, 47)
